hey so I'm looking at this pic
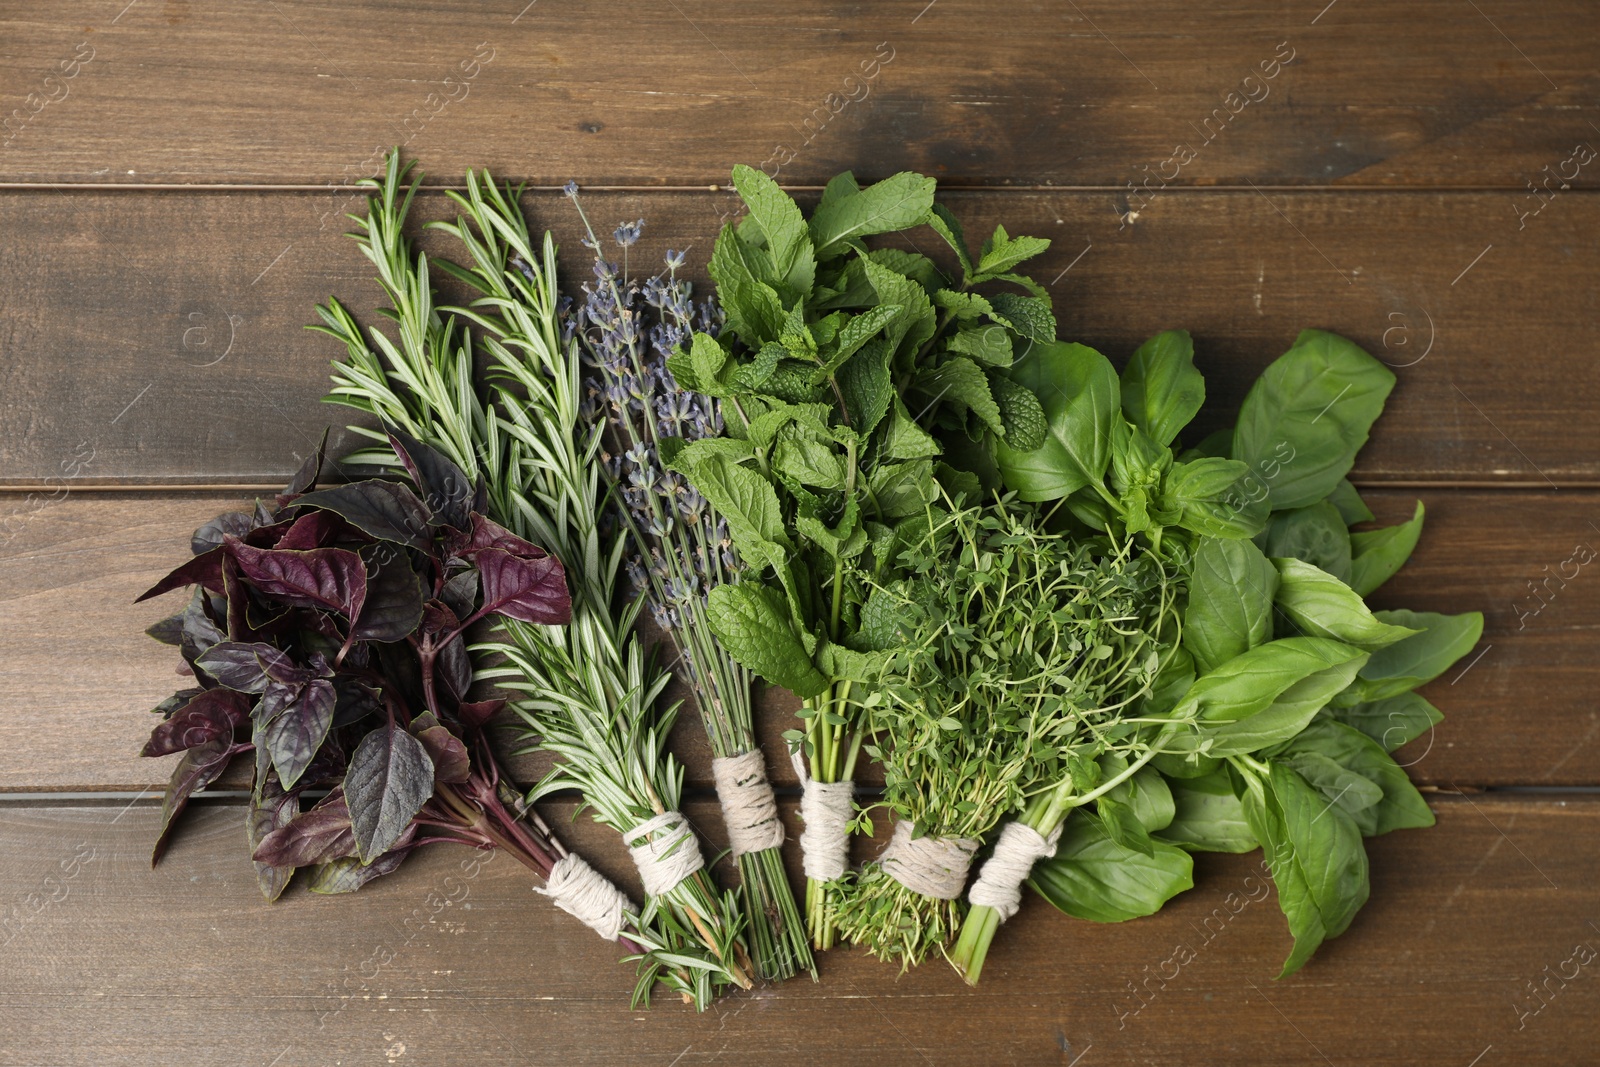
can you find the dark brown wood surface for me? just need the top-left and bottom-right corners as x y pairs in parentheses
(2, 0), (1596, 1062)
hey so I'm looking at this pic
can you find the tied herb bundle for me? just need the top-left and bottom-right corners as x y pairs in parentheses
(135, 431), (626, 928)
(950, 328), (1483, 982)
(314, 152), (751, 1006)
(565, 192), (813, 982)
(831, 493), (1180, 967)
(666, 165), (1058, 947)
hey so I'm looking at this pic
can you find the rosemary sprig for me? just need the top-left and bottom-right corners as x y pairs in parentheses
(313, 151), (750, 1007)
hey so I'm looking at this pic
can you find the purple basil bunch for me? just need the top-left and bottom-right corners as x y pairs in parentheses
(136, 428), (572, 900)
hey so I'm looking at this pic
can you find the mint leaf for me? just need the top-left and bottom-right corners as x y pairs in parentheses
(808, 171), (937, 259)
(730, 163), (815, 301)
(707, 583), (829, 697)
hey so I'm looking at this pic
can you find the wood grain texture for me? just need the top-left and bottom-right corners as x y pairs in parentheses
(1, 795), (1594, 1066)
(1, 489), (1590, 793)
(0, 1), (1595, 188)
(1, 188), (1595, 487)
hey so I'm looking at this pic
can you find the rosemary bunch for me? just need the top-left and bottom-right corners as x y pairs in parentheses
(313, 151), (750, 1006)
(564, 193), (813, 982)
(834, 496), (1182, 969)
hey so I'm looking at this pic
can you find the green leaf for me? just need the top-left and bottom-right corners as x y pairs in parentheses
(1349, 500), (1425, 597)
(1097, 796), (1156, 856)
(1198, 652), (1368, 756)
(1160, 770), (1259, 853)
(988, 292), (1057, 345)
(772, 423), (847, 490)
(1175, 636), (1367, 724)
(1101, 759), (1176, 832)
(867, 460), (938, 521)
(1232, 330), (1396, 510)
(1263, 500), (1353, 584)
(925, 203), (973, 278)
(1272, 719), (1435, 837)
(884, 397), (943, 460)
(1183, 537), (1278, 674)
(1122, 329), (1205, 447)
(729, 163), (815, 301)
(1030, 814), (1194, 923)
(1285, 752), (1384, 817)
(973, 223), (1051, 279)
(669, 439), (787, 560)
(1241, 761), (1370, 977)
(990, 375), (1048, 452)
(815, 304), (901, 380)
(709, 223), (786, 345)
(915, 356), (1003, 436)
(1327, 479), (1374, 525)
(947, 324), (1014, 367)
(808, 171), (937, 258)
(996, 341), (1119, 501)
(1333, 692), (1443, 752)
(838, 337), (894, 434)
(706, 583), (829, 697)
(1272, 558), (1420, 651)
(1344, 609), (1485, 703)
(1165, 457), (1270, 539)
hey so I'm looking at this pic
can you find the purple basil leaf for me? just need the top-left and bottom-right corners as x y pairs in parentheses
(331, 676), (381, 729)
(292, 479), (434, 550)
(142, 689), (251, 757)
(196, 641), (294, 694)
(191, 511), (254, 555)
(388, 427), (474, 530)
(136, 546), (224, 603)
(274, 510), (343, 552)
(466, 513), (545, 559)
(264, 677), (335, 788)
(222, 556), (253, 642)
(151, 739), (240, 867)
(457, 699), (505, 729)
(475, 547), (572, 625)
(248, 777), (302, 902)
(254, 788), (355, 868)
(145, 613), (185, 646)
(253, 498), (277, 528)
(440, 570), (478, 620)
(411, 712), (470, 783)
(150, 687), (205, 718)
(436, 631), (472, 708)
(225, 538), (368, 622)
(472, 475), (488, 516)
(352, 547), (426, 643)
(344, 721), (435, 862)
(282, 427), (330, 498)
(306, 835), (413, 894)
(178, 598), (228, 679)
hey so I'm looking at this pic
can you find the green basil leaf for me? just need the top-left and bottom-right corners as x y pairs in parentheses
(1263, 500), (1352, 584)
(1198, 652), (1368, 756)
(1285, 752), (1384, 816)
(1344, 609), (1485, 702)
(1349, 500), (1426, 597)
(1176, 636), (1367, 724)
(1272, 557), (1420, 651)
(1165, 457), (1270, 539)
(1029, 814), (1194, 923)
(1100, 757), (1176, 832)
(1121, 329), (1205, 447)
(1159, 769), (1258, 853)
(1241, 762), (1370, 977)
(1326, 478), (1374, 525)
(1097, 795), (1156, 857)
(1272, 719), (1435, 837)
(1183, 537), (1278, 673)
(1333, 692), (1443, 752)
(706, 582), (829, 698)
(997, 341), (1119, 501)
(1232, 330), (1396, 510)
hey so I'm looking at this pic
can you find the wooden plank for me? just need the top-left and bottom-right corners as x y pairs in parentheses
(1, 188), (1596, 487)
(0, 489), (1590, 793)
(0, 2), (1596, 188)
(1, 794), (1594, 1065)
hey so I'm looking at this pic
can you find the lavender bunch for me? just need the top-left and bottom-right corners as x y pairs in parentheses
(565, 193), (814, 982)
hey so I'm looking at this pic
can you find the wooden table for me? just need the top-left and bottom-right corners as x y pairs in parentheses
(3, 3), (1597, 1064)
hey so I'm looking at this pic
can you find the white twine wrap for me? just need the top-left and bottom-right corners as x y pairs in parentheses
(879, 820), (979, 901)
(967, 821), (1063, 922)
(623, 810), (706, 897)
(712, 749), (785, 857)
(535, 853), (632, 942)
(793, 749), (855, 881)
